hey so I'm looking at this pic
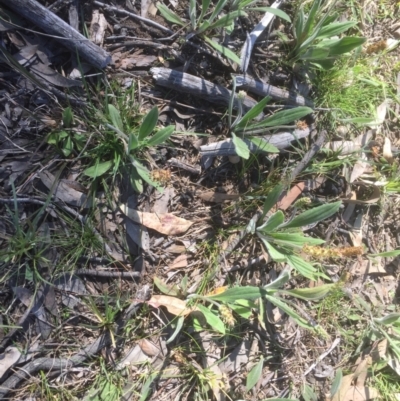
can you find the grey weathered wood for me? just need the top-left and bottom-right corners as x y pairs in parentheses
(200, 128), (310, 158)
(150, 67), (264, 117)
(0, 0), (111, 69)
(235, 75), (314, 108)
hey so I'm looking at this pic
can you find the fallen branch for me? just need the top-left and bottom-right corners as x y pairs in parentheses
(150, 67), (263, 116)
(235, 75), (314, 107)
(200, 128), (310, 158)
(0, 334), (110, 398)
(74, 269), (140, 279)
(0, 0), (111, 69)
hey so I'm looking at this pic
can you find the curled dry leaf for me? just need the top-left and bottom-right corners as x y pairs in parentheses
(148, 295), (196, 316)
(138, 339), (161, 357)
(198, 191), (240, 203)
(121, 205), (194, 235)
(383, 137), (393, 164)
(0, 347), (21, 379)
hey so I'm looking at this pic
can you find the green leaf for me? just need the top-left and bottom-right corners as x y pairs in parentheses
(130, 166), (143, 193)
(302, 0), (323, 39)
(203, 36), (240, 64)
(247, 107), (313, 130)
(317, 21), (356, 39)
(189, 0), (197, 29)
(282, 284), (334, 301)
(62, 135), (73, 157)
(153, 277), (179, 296)
(246, 356), (264, 391)
(280, 201), (341, 230)
(228, 300), (255, 319)
(139, 107), (159, 141)
(258, 236), (287, 262)
(147, 125), (174, 146)
(302, 384), (318, 401)
(207, 0), (229, 25)
(208, 10), (247, 30)
(156, 3), (185, 26)
(310, 58), (335, 70)
(166, 315), (184, 344)
(263, 270), (290, 290)
(286, 254), (318, 280)
(257, 210), (285, 232)
(198, 0), (211, 25)
(267, 232), (325, 248)
(207, 286), (267, 302)
(248, 7), (291, 22)
(265, 294), (312, 329)
(235, 96), (271, 129)
(248, 137), (279, 153)
(62, 107), (73, 128)
(197, 304), (226, 334)
(232, 132), (250, 159)
(129, 133), (139, 152)
(299, 46), (330, 60)
(369, 249), (400, 257)
(260, 184), (283, 220)
(328, 37), (366, 55)
(295, 8), (305, 40)
(374, 313), (400, 326)
(84, 160), (113, 178)
(108, 104), (123, 132)
(131, 158), (163, 192)
(330, 369), (343, 399)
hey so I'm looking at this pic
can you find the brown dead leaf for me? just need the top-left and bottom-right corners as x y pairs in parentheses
(198, 191), (240, 203)
(121, 205), (194, 235)
(148, 295), (195, 316)
(332, 374), (354, 401)
(138, 339), (160, 357)
(383, 137), (393, 164)
(168, 254), (188, 270)
(343, 386), (379, 401)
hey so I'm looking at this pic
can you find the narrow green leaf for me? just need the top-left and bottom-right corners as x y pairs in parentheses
(257, 210), (285, 232)
(198, 0), (211, 25)
(260, 184), (283, 220)
(156, 3), (186, 26)
(235, 96), (271, 129)
(197, 304), (226, 334)
(153, 277), (179, 296)
(147, 125), (174, 146)
(129, 133), (139, 152)
(247, 107), (313, 130)
(189, 0), (197, 29)
(166, 315), (184, 344)
(258, 236), (287, 262)
(246, 356), (264, 391)
(84, 160), (113, 178)
(62, 107), (73, 128)
(263, 270), (290, 291)
(267, 232), (325, 248)
(369, 249), (400, 257)
(139, 107), (159, 141)
(374, 313), (400, 326)
(286, 254), (318, 280)
(302, 0), (323, 39)
(317, 21), (356, 39)
(208, 10), (247, 30)
(248, 7), (291, 22)
(330, 369), (343, 399)
(302, 384), (318, 401)
(203, 36), (240, 64)
(108, 104), (123, 132)
(232, 132), (250, 159)
(328, 37), (366, 55)
(207, 286), (266, 302)
(248, 137), (279, 153)
(282, 284), (334, 301)
(279, 201), (341, 229)
(300, 46), (330, 60)
(62, 135), (73, 157)
(131, 158), (163, 192)
(295, 8), (305, 40)
(208, 0), (229, 25)
(265, 294), (312, 329)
